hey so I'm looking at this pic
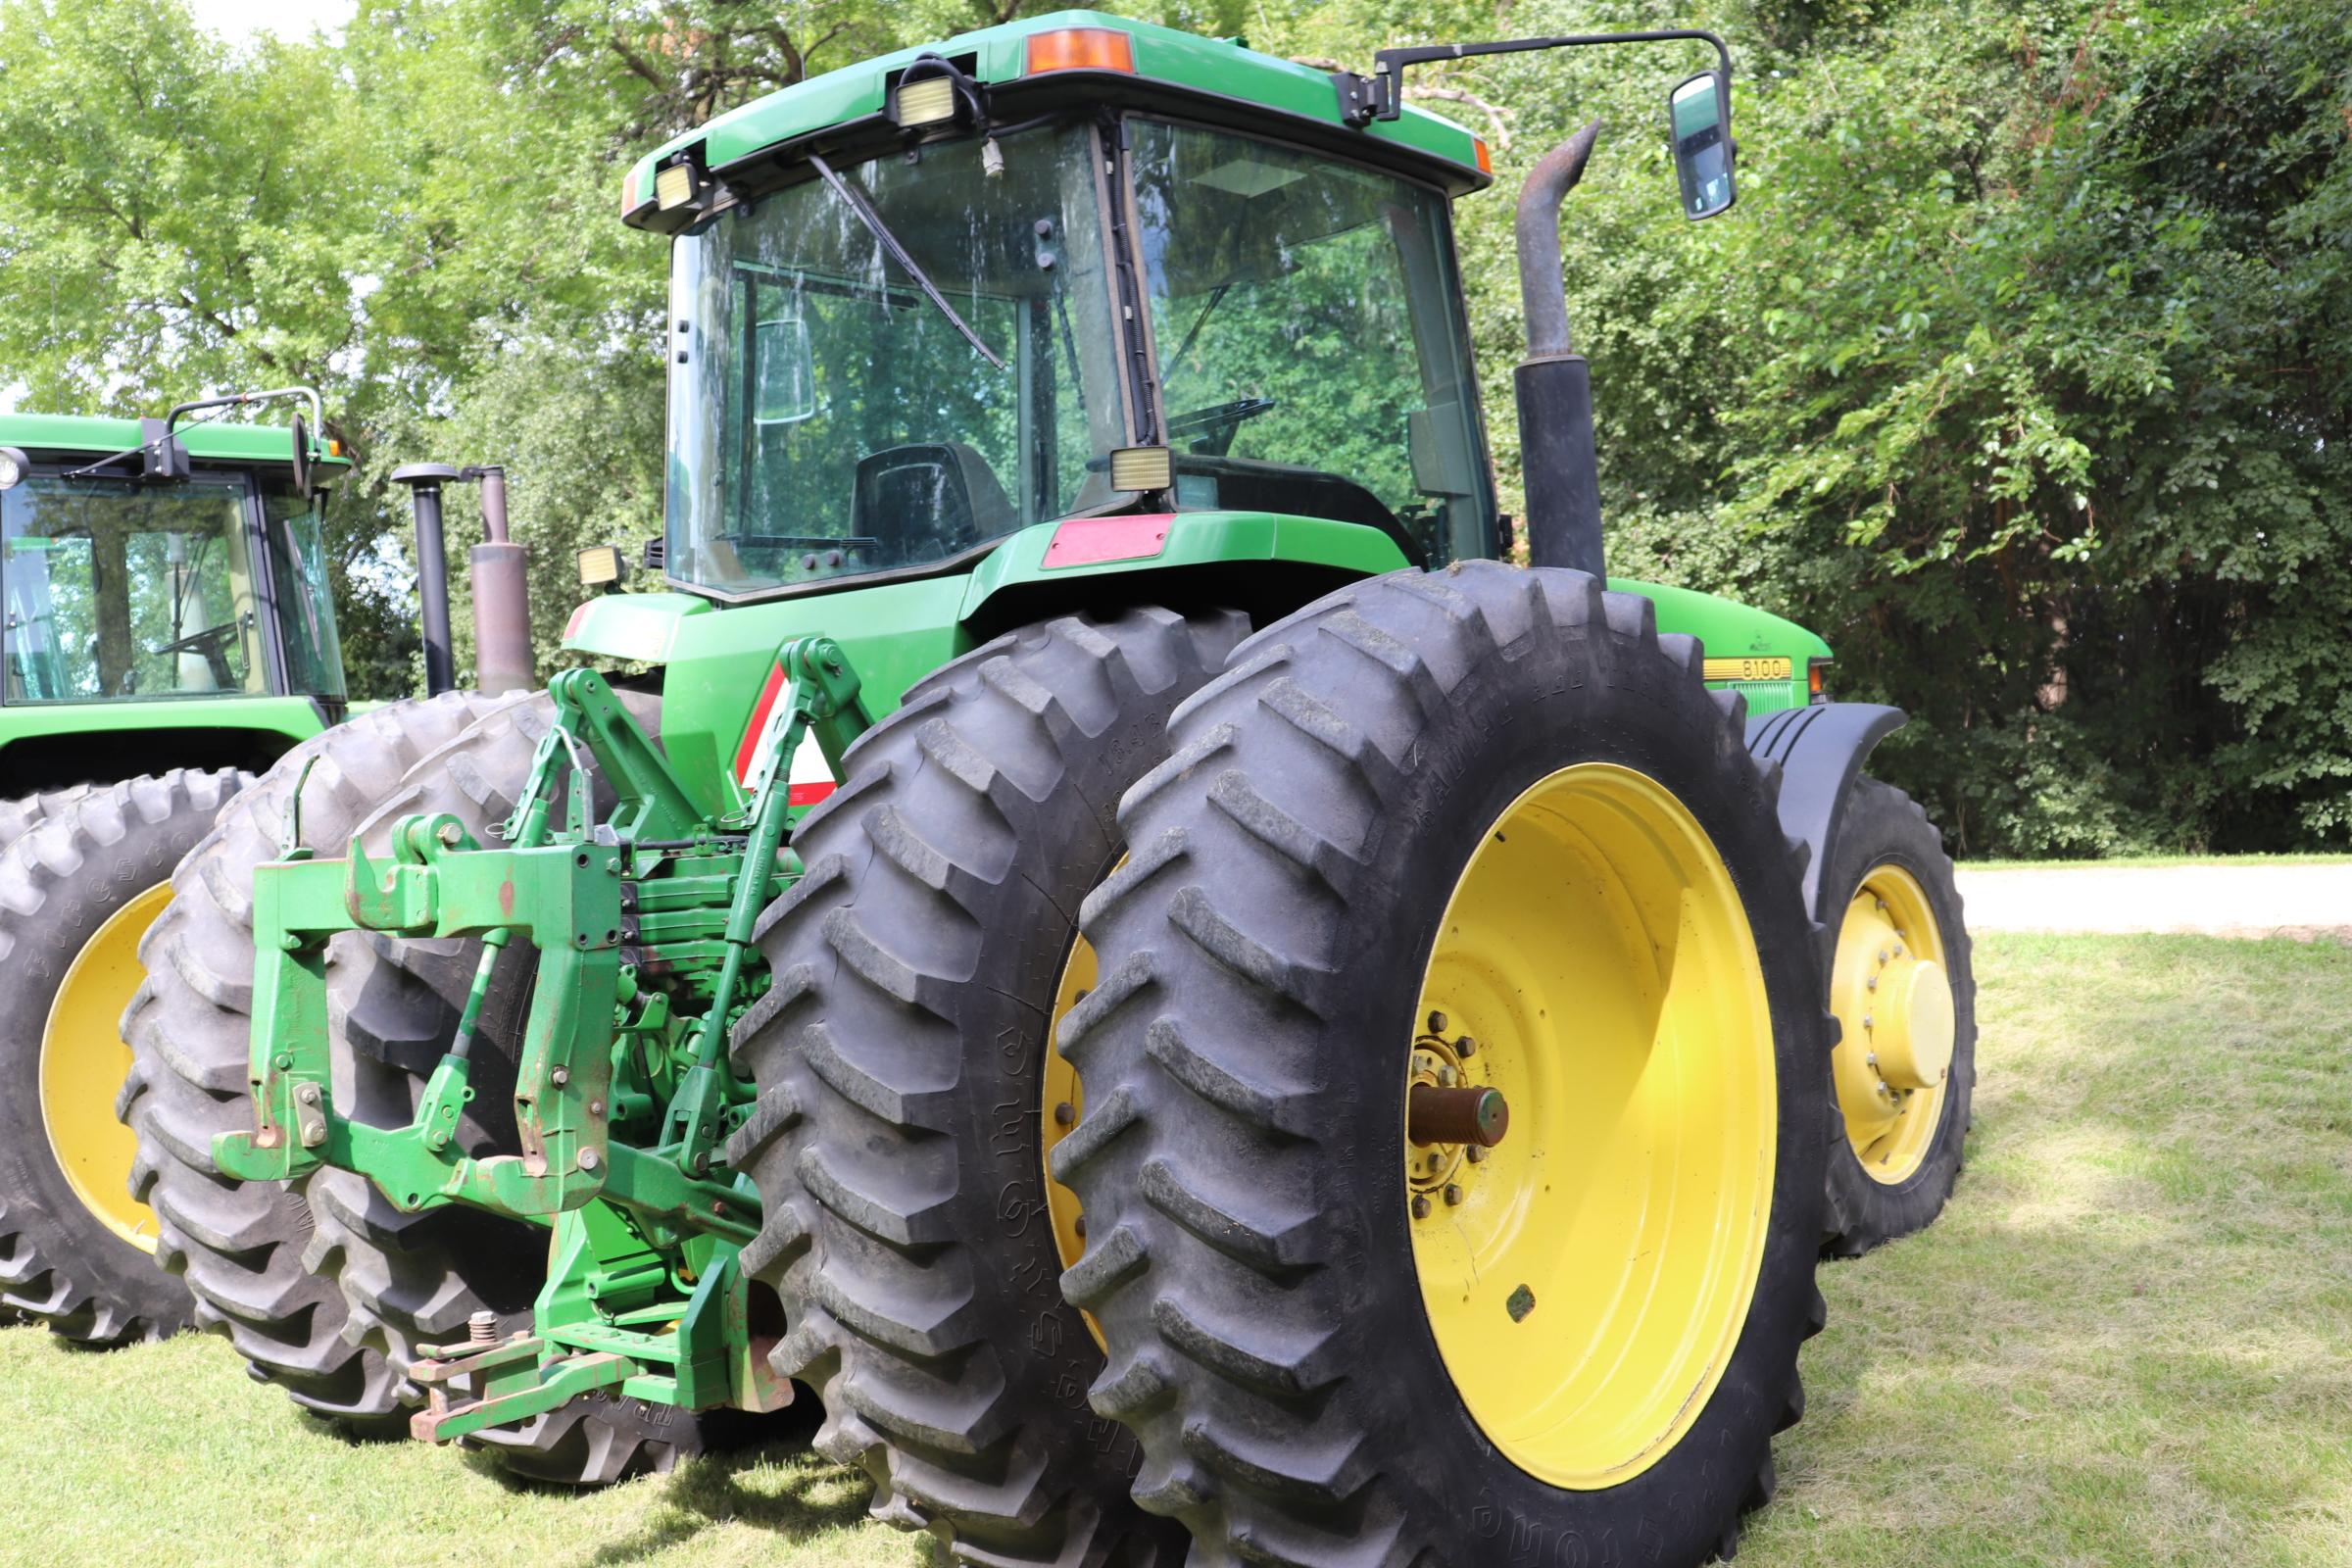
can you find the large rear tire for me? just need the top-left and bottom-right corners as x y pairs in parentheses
(1056, 564), (1832, 1566)
(122, 694), (527, 1428)
(1818, 777), (1976, 1255)
(733, 607), (1247, 1563)
(0, 771), (243, 1346)
(301, 690), (733, 1484)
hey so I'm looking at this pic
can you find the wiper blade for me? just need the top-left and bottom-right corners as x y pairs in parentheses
(808, 153), (1006, 371)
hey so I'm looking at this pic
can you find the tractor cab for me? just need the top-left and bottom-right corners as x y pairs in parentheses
(0, 408), (347, 712)
(640, 17), (1503, 602)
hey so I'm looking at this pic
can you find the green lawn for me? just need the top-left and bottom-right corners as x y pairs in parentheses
(4, 934), (2347, 1567)
(1961, 852), (2352, 871)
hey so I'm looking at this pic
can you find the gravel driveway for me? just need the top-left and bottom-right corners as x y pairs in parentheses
(1953, 862), (2352, 941)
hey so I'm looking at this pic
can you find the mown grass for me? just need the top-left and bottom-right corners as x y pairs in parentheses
(3, 934), (2347, 1567)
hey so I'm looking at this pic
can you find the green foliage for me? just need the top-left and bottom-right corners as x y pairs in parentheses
(0, 0), (2343, 853)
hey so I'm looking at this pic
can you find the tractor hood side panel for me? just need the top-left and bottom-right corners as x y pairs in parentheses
(1621, 577), (1833, 714)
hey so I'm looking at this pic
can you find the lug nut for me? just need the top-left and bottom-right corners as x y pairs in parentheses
(1073, 1213), (1087, 1240)
(1054, 1102), (1076, 1126)
(1466, 1146), (1487, 1164)
(1427, 1011), (1448, 1035)
(1456, 1036), (1476, 1058)
(1444, 1184), (1464, 1206)
(1411, 1194), (1432, 1219)
(1407, 1085), (1509, 1149)
(1438, 1065), (1458, 1088)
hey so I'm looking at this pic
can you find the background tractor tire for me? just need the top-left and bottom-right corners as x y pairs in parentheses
(1055, 564), (1834, 1567)
(1817, 777), (1977, 1256)
(733, 607), (1247, 1565)
(0, 785), (94, 857)
(297, 688), (735, 1485)
(122, 694), (527, 1430)
(0, 770), (243, 1346)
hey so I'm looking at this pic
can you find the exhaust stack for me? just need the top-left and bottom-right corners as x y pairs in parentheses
(469, 467), (533, 697)
(1511, 121), (1607, 578)
(390, 463), (533, 697)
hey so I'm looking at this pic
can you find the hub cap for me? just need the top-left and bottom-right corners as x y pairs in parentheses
(38, 882), (173, 1253)
(1409, 763), (1777, 1490)
(1830, 864), (1954, 1184)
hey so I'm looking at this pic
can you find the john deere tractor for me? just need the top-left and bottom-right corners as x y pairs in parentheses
(124, 11), (1975, 1547)
(0, 393), (351, 1346)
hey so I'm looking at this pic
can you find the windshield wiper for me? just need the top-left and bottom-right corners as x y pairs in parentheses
(808, 153), (1006, 371)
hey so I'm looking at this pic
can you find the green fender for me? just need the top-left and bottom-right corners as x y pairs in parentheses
(560, 523), (1834, 811)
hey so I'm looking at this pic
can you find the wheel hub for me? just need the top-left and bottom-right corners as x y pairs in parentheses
(1829, 868), (1955, 1183)
(38, 881), (174, 1254)
(1404, 762), (1777, 1492)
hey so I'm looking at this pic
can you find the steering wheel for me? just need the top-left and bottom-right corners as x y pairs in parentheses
(1164, 396), (1277, 458)
(150, 620), (243, 689)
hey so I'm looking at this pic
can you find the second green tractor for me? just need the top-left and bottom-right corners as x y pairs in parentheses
(122, 11), (1977, 1553)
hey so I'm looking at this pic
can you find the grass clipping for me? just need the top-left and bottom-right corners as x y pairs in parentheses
(2, 934), (2347, 1566)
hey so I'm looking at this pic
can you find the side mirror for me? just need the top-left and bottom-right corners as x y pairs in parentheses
(0, 447), (28, 491)
(290, 414), (315, 502)
(1668, 71), (1736, 220)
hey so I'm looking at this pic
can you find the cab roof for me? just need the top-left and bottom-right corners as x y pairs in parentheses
(0, 412), (350, 471)
(622, 11), (1491, 233)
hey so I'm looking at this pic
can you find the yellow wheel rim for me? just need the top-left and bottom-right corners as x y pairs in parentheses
(38, 881), (172, 1254)
(1043, 906), (1103, 1351)
(1409, 763), (1777, 1491)
(1830, 864), (1954, 1185)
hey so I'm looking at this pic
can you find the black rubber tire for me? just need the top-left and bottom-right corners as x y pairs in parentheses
(732, 607), (1248, 1564)
(1818, 776), (1977, 1257)
(122, 693), (531, 1430)
(299, 689), (731, 1485)
(0, 771), (244, 1346)
(0, 786), (94, 857)
(1055, 564), (1835, 1567)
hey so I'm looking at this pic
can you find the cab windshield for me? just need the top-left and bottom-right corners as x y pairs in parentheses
(666, 117), (1130, 597)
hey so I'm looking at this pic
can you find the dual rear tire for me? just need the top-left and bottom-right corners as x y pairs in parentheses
(743, 567), (1835, 1565)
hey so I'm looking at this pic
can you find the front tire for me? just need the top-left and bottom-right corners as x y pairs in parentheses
(1056, 564), (1832, 1566)
(1818, 777), (1977, 1255)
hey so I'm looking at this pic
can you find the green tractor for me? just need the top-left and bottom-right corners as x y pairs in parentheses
(0, 403), (547, 1355)
(122, 9), (1975, 1544)
(0, 394), (350, 1346)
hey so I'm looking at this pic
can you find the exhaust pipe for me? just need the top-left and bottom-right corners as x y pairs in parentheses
(390, 462), (533, 697)
(390, 464), (461, 697)
(1512, 120), (1607, 578)
(468, 467), (533, 697)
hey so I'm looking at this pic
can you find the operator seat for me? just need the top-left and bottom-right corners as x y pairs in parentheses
(854, 443), (1018, 564)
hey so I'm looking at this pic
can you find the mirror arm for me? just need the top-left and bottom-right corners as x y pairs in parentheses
(1338, 29), (1733, 128)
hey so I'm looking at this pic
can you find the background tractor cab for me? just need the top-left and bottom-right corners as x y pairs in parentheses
(0, 392), (349, 792)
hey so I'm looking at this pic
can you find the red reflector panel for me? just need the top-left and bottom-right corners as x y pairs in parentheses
(733, 662), (789, 784)
(789, 782), (836, 808)
(1043, 513), (1172, 569)
(563, 602), (590, 643)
